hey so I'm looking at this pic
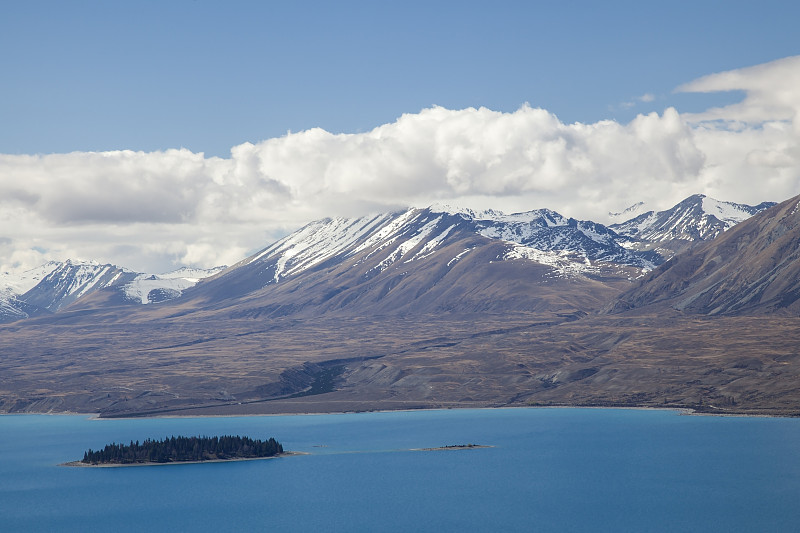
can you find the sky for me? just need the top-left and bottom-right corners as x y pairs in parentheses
(1, 1), (799, 273)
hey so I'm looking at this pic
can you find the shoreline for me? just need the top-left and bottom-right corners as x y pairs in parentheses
(5, 404), (797, 422)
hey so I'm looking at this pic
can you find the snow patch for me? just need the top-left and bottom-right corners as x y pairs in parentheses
(122, 266), (226, 304)
(412, 224), (456, 261)
(447, 247), (474, 267)
(256, 213), (394, 282)
(701, 196), (756, 225)
(503, 244), (594, 277)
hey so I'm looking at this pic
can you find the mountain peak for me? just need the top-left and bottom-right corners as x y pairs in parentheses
(63, 258), (100, 267)
(610, 194), (775, 244)
(611, 195), (800, 315)
(609, 201), (648, 221)
(427, 203), (479, 218)
(426, 203), (511, 221)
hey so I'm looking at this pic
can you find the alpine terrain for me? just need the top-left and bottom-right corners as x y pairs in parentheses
(2, 194), (797, 418)
(0, 261), (225, 322)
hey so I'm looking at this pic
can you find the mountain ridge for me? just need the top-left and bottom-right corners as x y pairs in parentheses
(610, 194), (800, 316)
(0, 194), (773, 323)
(0, 261), (225, 322)
(3, 193), (800, 418)
(177, 204), (653, 319)
(609, 194), (776, 256)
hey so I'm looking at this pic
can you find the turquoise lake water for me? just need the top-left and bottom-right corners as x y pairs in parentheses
(1, 408), (799, 532)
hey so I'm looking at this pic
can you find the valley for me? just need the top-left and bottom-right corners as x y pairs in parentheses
(5, 306), (800, 417)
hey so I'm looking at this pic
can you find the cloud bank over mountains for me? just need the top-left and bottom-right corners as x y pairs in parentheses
(2, 56), (799, 273)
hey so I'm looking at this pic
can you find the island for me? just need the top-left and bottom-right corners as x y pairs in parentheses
(414, 444), (493, 451)
(71, 435), (285, 466)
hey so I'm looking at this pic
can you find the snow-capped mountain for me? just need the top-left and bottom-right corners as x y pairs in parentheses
(610, 194), (775, 243)
(0, 260), (118, 321)
(181, 204), (664, 319)
(0, 292), (38, 323)
(612, 195), (800, 315)
(216, 206), (654, 294)
(0, 261), (64, 321)
(462, 207), (657, 268)
(0, 261), (227, 322)
(21, 260), (139, 313)
(0, 194), (771, 323)
(239, 204), (655, 286)
(235, 195), (771, 295)
(0, 260), (63, 295)
(180, 194), (774, 319)
(608, 201), (648, 222)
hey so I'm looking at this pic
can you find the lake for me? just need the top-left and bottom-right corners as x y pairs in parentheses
(1, 408), (799, 532)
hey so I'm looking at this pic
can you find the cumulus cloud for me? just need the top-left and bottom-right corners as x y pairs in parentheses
(1, 55), (799, 273)
(210, 105), (704, 221)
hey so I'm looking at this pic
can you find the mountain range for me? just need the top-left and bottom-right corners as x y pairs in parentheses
(0, 261), (225, 322)
(3, 192), (800, 418)
(0, 193), (770, 322)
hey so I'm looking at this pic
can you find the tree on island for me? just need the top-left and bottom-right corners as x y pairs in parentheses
(81, 435), (283, 465)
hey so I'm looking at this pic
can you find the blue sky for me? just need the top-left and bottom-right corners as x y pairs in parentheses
(2, 1), (797, 157)
(1, 1), (800, 273)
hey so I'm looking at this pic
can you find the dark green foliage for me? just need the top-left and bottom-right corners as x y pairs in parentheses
(81, 435), (283, 465)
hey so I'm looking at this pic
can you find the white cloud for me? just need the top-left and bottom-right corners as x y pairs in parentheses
(618, 92), (657, 109)
(677, 55), (800, 125)
(221, 105), (704, 221)
(1, 55), (799, 274)
(677, 55), (800, 203)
